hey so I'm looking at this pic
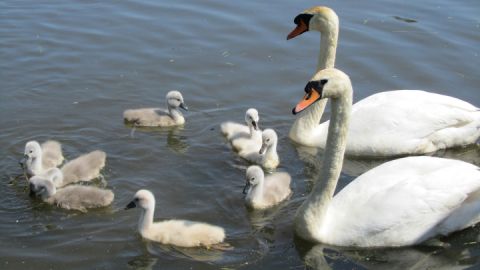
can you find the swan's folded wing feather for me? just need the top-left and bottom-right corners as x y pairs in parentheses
(60, 150), (106, 186)
(220, 121), (249, 140)
(343, 90), (480, 156)
(324, 156), (480, 246)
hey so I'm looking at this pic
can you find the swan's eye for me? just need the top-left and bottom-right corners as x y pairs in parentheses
(134, 198), (139, 202)
(177, 98), (181, 102)
(250, 177), (255, 181)
(266, 139), (270, 142)
(320, 79), (328, 85)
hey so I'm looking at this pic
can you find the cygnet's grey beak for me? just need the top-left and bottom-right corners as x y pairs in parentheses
(259, 143), (267, 155)
(19, 155), (27, 168)
(29, 184), (36, 197)
(243, 182), (251, 194)
(125, 200), (137, 210)
(180, 103), (188, 111)
(252, 121), (258, 130)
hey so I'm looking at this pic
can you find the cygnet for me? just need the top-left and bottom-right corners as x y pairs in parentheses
(21, 140), (64, 175)
(125, 189), (228, 248)
(243, 166), (291, 209)
(123, 90), (188, 127)
(29, 169), (114, 212)
(239, 129), (279, 170)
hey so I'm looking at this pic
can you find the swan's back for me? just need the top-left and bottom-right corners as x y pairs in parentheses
(48, 185), (114, 212)
(124, 108), (182, 127)
(41, 140), (64, 168)
(60, 150), (106, 186)
(334, 90), (480, 156)
(143, 219), (225, 247)
(321, 156), (480, 247)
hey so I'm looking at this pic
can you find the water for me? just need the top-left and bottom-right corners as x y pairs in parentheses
(1, 0), (480, 269)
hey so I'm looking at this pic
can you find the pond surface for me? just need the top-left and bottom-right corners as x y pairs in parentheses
(1, 0), (480, 269)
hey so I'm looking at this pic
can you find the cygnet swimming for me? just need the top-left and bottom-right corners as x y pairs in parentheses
(221, 108), (262, 152)
(243, 165), (291, 209)
(123, 90), (188, 127)
(125, 189), (228, 249)
(21, 140), (107, 187)
(29, 169), (114, 212)
(21, 140), (64, 175)
(239, 129), (279, 170)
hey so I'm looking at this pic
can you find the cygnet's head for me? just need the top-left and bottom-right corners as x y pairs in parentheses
(29, 176), (55, 200)
(22, 141), (42, 164)
(293, 68), (351, 114)
(287, 6), (339, 40)
(259, 129), (278, 154)
(166, 90), (188, 111)
(243, 165), (264, 194)
(245, 108), (259, 130)
(125, 189), (156, 210)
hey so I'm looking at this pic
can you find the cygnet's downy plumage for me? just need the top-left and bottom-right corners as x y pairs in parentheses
(21, 140), (64, 175)
(239, 129), (279, 170)
(125, 189), (228, 248)
(123, 90), (188, 127)
(29, 169), (114, 212)
(21, 141), (106, 187)
(60, 150), (106, 187)
(221, 108), (262, 152)
(243, 166), (291, 209)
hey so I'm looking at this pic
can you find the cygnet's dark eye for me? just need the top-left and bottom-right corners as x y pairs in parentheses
(176, 98), (181, 102)
(266, 139), (270, 142)
(29, 150), (33, 154)
(134, 198), (139, 202)
(250, 177), (255, 181)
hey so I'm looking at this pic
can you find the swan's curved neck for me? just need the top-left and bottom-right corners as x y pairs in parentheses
(168, 107), (183, 121)
(265, 141), (278, 160)
(289, 23), (338, 143)
(139, 204), (155, 233)
(28, 155), (43, 175)
(295, 88), (352, 242)
(317, 25), (338, 70)
(248, 179), (265, 204)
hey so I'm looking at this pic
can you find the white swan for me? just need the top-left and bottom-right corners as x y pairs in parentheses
(125, 189), (228, 248)
(123, 90), (188, 127)
(239, 129), (279, 170)
(293, 68), (480, 247)
(221, 108), (262, 152)
(22, 140), (64, 175)
(29, 169), (114, 212)
(288, 6), (480, 157)
(22, 141), (106, 187)
(243, 165), (291, 209)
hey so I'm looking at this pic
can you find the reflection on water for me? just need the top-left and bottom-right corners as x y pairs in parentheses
(298, 227), (480, 270)
(125, 124), (190, 154)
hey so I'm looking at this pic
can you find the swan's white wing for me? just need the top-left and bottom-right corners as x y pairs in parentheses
(322, 156), (480, 247)
(315, 90), (480, 156)
(231, 130), (262, 152)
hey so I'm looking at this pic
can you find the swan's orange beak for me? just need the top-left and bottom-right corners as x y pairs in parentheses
(292, 89), (321, 115)
(287, 20), (308, 40)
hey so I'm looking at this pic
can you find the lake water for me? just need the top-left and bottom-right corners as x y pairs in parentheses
(1, 0), (480, 269)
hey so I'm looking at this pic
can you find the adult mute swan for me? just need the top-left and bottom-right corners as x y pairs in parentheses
(123, 90), (188, 127)
(125, 189), (228, 249)
(221, 108), (262, 152)
(288, 6), (480, 157)
(292, 68), (480, 247)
